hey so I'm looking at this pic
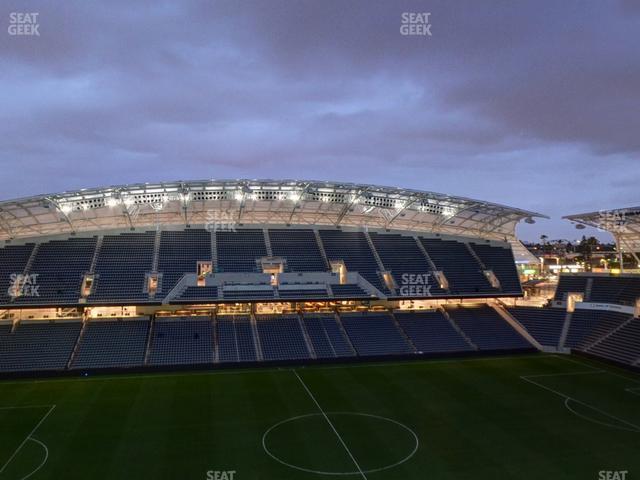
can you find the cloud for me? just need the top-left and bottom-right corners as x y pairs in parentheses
(0, 0), (638, 241)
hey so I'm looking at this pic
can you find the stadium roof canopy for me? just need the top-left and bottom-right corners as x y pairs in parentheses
(564, 207), (640, 259)
(0, 179), (546, 251)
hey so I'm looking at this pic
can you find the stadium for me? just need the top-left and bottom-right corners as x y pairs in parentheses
(0, 179), (639, 479)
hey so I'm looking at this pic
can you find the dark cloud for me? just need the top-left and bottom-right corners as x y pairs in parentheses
(0, 0), (638, 241)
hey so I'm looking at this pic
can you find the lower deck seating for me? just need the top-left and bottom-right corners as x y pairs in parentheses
(0, 321), (81, 371)
(216, 316), (257, 362)
(303, 314), (355, 358)
(395, 310), (472, 353)
(339, 312), (414, 356)
(256, 314), (310, 361)
(447, 305), (531, 351)
(72, 318), (150, 369)
(565, 310), (631, 349)
(148, 317), (213, 365)
(587, 317), (640, 365)
(507, 307), (566, 347)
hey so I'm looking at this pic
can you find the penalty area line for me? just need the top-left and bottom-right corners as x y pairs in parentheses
(520, 375), (640, 433)
(0, 404), (56, 476)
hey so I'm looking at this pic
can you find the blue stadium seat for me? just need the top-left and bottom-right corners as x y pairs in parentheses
(339, 312), (414, 356)
(0, 321), (81, 371)
(89, 232), (155, 303)
(507, 307), (566, 347)
(72, 318), (150, 369)
(269, 229), (326, 272)
(148, 317), (213, 365)
(447, 305), (531, 350)
(216, 230), (266, 273)
(420, 238), (496, 295)
(158, 230), (211, 297)
(395, 310), (472, 353)
(256, 314), (310, 361)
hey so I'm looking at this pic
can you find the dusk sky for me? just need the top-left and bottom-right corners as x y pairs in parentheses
(1, 1), (638, 242)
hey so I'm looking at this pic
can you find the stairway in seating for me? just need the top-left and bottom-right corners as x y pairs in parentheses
(584, 278), (594, 302)
(364, 231), (396, 295)
(89, 236), (103, 274)
(439, 306), (478, 350)
(465, 243), (487, 270)
(558, 311), (572, 350)
(298, 313), (317, 359)
(334, 312), (357, 356)
(143, 316), (156, 365)
(66, 319), (88, 369)
(152, 230), (161, 272)
(250, 313), (264, 361)
(585, 314), (635, 351)
(207, 230), (216, 273)
(212, 316), (219, 363)
(22, 243), (40, 276)
(263, 229), (273, 257)
(314, 230), (331, 270)
(390, 311), (417, 353)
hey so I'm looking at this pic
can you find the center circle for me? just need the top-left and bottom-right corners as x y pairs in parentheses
(262, 412), (419, 475)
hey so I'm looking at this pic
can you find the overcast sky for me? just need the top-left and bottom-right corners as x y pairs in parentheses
(1, 1), (638, 242)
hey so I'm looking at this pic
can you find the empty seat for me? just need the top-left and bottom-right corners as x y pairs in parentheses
(0, 321), (81, 371)
(303, 314), (355, 358)
(269, 229), (326, 272)
(148, 317), (213, 365)
(320, 230), (390, 294)
(420, 238), (496, 295)
(470, 243), (522, 294)
(395, 310), (472, 353)
(447, 306), (531, 350)
(72, 318), (150, 369)
(157, 230), (211, 297)
(340, 312), (413, 356)
(507, 307), (566, 347)
(256, 314), (310, 361)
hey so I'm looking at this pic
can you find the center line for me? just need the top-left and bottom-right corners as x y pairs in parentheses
(293, 370), (368, 480)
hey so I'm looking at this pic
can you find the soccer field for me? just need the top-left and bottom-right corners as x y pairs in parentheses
(0, 354), (638, 480)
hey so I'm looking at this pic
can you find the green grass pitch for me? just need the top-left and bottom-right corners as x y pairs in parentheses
(0, 354), (638, 479)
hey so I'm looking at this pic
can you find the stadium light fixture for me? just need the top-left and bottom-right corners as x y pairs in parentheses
(289, 192), (301, 202)
(234, 191), (244, 202)
(59, 203), (73, 214)
(105, 197), (120, 208)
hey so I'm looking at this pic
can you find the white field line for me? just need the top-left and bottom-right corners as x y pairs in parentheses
(0, 404), (56, 476)
(520, 374), (640, 433)
(20, 437), (48, 480)
(552, 354), (640, 386)
(522, 369), (605, 379)
(625, 387), (640, 397)
(0, 405), (56, 410)
(294, 370), (368, 480)
(0, 353), (559, 387)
